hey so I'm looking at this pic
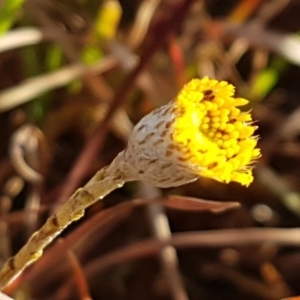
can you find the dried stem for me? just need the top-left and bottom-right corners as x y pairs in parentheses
(0, 28), (43, 53)
(147, 203), (189, 300)
(83, 227), (300, 279)
(142, 183), (189, 300)
(0, 57), (117, 112)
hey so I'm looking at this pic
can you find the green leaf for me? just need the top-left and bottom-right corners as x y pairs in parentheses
(46, 45), (63, 71)
(81, 44), (103, 65)
(0, 0), (25, 34)
(251, 69), (279, 99)
(251, 56), (288, 99)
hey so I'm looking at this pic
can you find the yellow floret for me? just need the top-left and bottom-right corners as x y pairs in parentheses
(172, 77), (260, 186)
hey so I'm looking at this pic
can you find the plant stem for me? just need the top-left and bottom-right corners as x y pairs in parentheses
(0, 152), (128, 291)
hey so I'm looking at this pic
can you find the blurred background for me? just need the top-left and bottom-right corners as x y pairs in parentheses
(1, 0), (300, 299)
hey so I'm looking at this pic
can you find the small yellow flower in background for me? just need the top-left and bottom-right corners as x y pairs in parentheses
(172, 77), (260, 186)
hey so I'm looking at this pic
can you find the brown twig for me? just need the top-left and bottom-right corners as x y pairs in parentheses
(82, 227), (300, 279)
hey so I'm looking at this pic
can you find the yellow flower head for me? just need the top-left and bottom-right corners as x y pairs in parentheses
(123, 77), (260, 188)
(172, 77), (260, 186)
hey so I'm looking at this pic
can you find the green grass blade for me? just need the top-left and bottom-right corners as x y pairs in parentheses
(0, 0), (25, 34)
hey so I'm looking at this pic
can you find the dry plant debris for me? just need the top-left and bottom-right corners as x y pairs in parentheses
(1, 0), (300, 300)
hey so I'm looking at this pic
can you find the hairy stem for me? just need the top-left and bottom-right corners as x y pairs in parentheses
(0, 152), (129, 290)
